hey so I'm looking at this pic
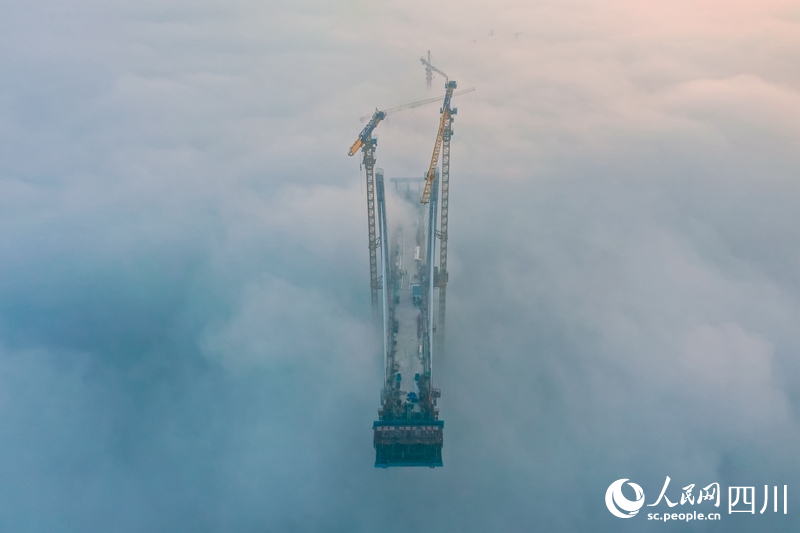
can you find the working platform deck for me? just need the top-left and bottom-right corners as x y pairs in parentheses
(373, 421), (444, 468)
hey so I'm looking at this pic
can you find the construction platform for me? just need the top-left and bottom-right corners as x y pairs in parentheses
(373, 420), (444, 468)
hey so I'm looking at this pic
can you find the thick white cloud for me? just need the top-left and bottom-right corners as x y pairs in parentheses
(1, 0), (799, 531)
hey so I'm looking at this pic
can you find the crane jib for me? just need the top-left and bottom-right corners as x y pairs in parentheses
(420, 109), (449, 204)
(420, 82), (456, 204)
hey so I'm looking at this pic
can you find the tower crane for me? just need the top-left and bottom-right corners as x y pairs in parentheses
(349, 89), (471, 320)
(420, 80), (457, 204)
(420, 51), (448, 89)
(348, 110), (384, 322)
(419, 79), (459, 360)
(436, 91), (456, 357)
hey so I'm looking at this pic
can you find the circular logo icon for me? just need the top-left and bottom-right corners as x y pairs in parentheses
(605, 479), (645, 518)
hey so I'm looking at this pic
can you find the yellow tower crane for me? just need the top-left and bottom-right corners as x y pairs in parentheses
(349, 88), (476, 155)
(418, 79), (462, 361)
(420, 80), (457, 204)
(348, 88), (472, 320)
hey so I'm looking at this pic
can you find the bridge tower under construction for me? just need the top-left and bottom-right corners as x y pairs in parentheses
(350, 77), (463, 468)
(372, 169), (444, 468)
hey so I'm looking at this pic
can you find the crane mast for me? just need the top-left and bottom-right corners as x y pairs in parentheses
(436, 108), (454, 356)
(361, 137), (381, 321)
(348, 110), (386, 320)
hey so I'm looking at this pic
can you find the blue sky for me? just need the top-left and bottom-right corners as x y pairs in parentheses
(1, 0), (800, 530)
